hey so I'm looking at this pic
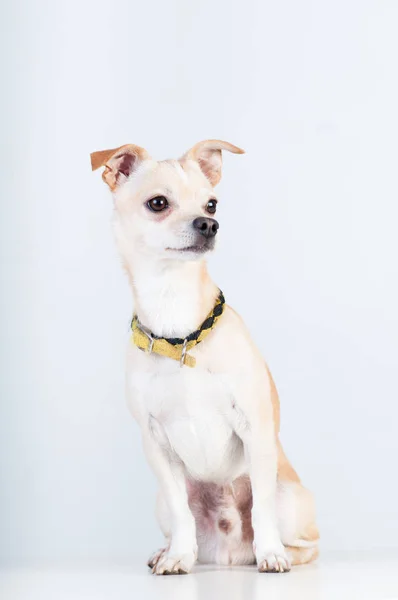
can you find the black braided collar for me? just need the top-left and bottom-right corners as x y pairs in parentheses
(131, 291), (225, 347)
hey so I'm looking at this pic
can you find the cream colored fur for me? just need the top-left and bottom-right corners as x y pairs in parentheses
(91, 140), (319, 575)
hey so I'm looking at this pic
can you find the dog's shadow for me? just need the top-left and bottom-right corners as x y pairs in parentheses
(146, 562), (321, 600)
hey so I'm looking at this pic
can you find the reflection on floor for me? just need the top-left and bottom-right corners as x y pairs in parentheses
(1, 552), (398, 600)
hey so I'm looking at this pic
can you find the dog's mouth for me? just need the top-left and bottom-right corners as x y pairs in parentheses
(166, 239), (215, 254)
(172, 245), (208, 253)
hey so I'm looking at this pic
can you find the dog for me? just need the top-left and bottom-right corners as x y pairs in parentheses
(91, 140), (319, 575)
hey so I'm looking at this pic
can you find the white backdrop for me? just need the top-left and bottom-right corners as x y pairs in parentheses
(1, 0), (398, 564)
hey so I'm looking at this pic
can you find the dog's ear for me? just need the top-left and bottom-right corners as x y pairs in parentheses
(183, 139), (244, 186)
(90, 144), (150, 190)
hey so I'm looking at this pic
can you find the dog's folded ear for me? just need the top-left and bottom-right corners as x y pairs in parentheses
(183, 140), (244, 187)
(90, 144), (150, 190)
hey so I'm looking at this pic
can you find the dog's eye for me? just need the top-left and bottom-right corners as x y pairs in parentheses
(206, 199), (217, 214)
(146, 196), (169, 212)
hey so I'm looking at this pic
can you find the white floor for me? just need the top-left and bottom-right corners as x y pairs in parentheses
(1, 553), (398, 600)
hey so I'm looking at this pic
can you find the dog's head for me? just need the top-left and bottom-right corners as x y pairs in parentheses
(91, 140), (244, 264)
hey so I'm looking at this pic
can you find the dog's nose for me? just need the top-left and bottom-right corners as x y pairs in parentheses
(192, 217), (219, 238)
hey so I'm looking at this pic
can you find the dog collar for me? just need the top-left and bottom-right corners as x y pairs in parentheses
(131, 291), (225, 368)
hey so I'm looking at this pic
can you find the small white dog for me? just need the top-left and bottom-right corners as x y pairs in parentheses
(91, 140), (319, 575)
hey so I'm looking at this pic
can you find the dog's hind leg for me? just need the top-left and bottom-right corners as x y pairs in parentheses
(270, 370), (319, 566)
(276, 477), (319, 565)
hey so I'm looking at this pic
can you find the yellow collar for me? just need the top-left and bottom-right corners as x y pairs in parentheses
(131, 291), (225, 368)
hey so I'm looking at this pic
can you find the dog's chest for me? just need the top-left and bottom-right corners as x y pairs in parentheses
(131, 363), (244, 481)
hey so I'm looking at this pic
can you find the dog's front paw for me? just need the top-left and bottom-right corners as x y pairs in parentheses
(152, 550), (196, 575)
(147, 547), (168, 569)
(257, 547), (291, 573)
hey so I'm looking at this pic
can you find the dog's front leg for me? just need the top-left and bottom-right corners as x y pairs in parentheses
(142, 428), (197, 575)
(234, 394), (290, 573)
